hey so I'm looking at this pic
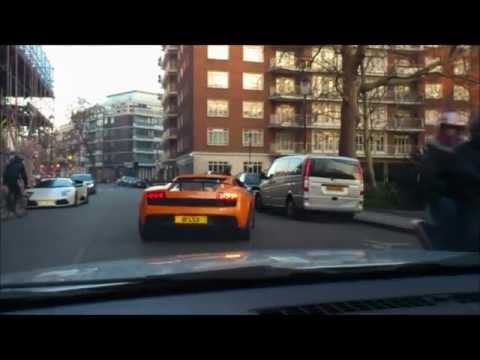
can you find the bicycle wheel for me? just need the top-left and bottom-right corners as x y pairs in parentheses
(15, 195), (28, 217)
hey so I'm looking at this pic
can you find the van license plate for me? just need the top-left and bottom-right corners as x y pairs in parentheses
(326, 185), (345, 192)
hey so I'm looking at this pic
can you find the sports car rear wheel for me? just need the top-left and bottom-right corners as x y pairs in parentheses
(139, 220), (154, 241)
(237, 211), (253, 241)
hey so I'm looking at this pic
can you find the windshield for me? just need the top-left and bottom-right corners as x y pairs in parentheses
(34, 179), (73, 188)
(1, 44), (479, 302)
(71, 174), (92, 182)
(243, 174), (261, 185)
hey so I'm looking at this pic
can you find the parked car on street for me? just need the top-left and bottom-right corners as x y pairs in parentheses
(71, 173), (96, 194)
(235, 172), (262, 194)
(256, 155), (364, 219)
(117, 176), (147, 188)
(25, 178), (89, 208)
(138, 174), (255, 241)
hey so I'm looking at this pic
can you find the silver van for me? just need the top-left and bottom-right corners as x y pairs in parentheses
(256, 155), (364, 219)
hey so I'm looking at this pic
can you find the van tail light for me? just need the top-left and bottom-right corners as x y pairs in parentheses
(145, 191), (166, 200)
(217, 192), (238, 206)
(302, 158), (313, 192)
(354, 163), (364, 182)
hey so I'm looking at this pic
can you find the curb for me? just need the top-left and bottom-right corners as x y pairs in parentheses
(353, 217), (417, 234)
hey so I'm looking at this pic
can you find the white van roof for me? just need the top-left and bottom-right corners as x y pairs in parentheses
(281, 154), (359, 162)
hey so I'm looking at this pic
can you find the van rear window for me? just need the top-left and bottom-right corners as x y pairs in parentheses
(310, 159), (357, 180)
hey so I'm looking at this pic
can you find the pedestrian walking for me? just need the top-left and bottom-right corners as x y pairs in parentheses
(452, 113), (480, 252)
(2, 155), (28, 217)
(414, 112), (467, 250)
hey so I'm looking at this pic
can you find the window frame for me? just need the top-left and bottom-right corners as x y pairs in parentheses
(242, 129), (264, 147)
(207, 99), (229, 118)
(207, 45), (229, 60)
(242, 72), (264, 91)
(242, 101), (264, 119)
(243, 45), (264, 63)
(207, 128), (229, 146)
(207, 71), (229, 89)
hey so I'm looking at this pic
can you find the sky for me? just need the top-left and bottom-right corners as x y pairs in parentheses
(43, 46), (163, 127)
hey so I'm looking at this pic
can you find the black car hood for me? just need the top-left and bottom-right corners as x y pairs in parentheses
(1, 249), (478, 286)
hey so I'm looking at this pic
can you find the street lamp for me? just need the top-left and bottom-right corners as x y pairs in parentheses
(300, 64), (311, 154)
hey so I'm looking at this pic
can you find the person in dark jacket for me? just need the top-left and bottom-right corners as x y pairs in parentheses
(415, 112), (467, 250)
(453, 113), (480, 252)
(2, 155), (28, 215)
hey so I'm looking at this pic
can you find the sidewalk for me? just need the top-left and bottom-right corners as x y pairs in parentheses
(354, 209), (426, 233)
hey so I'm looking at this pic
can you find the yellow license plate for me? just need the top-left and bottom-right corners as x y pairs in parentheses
(174, 216), (208, 224)
(326, 185), (345, 192)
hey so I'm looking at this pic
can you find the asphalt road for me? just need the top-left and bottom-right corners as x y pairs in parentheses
(1, 184), (419, 275)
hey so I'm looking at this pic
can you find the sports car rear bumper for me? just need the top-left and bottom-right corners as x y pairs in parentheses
(144, 214), (238, 229)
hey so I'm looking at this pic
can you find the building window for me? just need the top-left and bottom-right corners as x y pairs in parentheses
(275, 132), (294, 151)
(207, 45), (229, 60)
(242, 101), (264, 119)
(459, 111), (471, 125)
(275, 51), (295, 67)
(355, 134), (364, 152)
(243, 73), (264, 90)
(364, 56), (387, 74)
(359, 105), (387, 128)
(425, 56), (442, 72)
(454, 85), (470, 101)
(243, 46), (264, 63)
(207, 71), (229, 89)
(207, 99), (229, 117)
(207, 128), (229, 146)
(454, 58), (470, 75)
(312, 131), (339, 153)
(394, 85), (411, 99)
(425, 110), (439, 126)
(275, 77), (296, 94)
(312, 75), (340, 97)
(311, 102), (341, 125)
(311, 47), (342, 71)
(178, 114), (184, 128)
(373, 134), (386, 152)
(243, 129), (264, 147)
(208, 161), (230, 174)
(425, 84), (443, 99)
(243, 162), (263, 174)
(394, 136), (411, 154)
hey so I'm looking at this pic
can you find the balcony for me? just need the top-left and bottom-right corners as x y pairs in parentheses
(133, 148), (156, 154)
(355, 145), (418, 158)
(163, 150), (177, 160)
(165, 106), (178, 118)
(162, 127), (178, 141)
(269, 86), (304, 101)
(269, 114), (341, 129)
(392, 45), (424, 51)
(269, 58), (303, 73)
(393, 66), (420, 76)
(133, 134), (162, 141)
(165, 45), (179, 53)
(165, 84), (178, 97)
(386, 117), (425, 131)
(270, 142), (313, 154)
(368, 93), (424, 105)
(165, 61), (178, 73)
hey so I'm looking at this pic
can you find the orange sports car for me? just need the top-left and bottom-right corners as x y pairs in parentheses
(138, 174), (255, 241)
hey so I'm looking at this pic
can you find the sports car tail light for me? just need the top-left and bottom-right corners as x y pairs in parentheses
(217, 192), (238, 206)
(145, 191), (166, 200)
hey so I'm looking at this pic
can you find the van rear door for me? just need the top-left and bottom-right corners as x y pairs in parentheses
(307, 158), (363, 199)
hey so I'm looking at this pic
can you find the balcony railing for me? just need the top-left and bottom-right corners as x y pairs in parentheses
(269, 114), (341, 129)
(166, 84), (178, 94)
(269, 58), (302, 72)
(162, 127), (178, 141)
(392, 45), (424, 51)
(387, 117), (425, 130)
(355, 144), (418, 158)
(133, 148), (156, 154)
(393, 67), (420, 76)
(165, 106), (178, 117)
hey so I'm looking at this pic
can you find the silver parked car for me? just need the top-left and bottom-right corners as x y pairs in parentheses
(256, 155), (364, 219)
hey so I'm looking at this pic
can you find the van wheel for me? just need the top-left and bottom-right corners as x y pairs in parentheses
(286, 198), (302, 220)
(255, 193), (265, 212)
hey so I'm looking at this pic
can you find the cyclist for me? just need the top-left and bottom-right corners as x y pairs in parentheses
(2, 155), (28, 217)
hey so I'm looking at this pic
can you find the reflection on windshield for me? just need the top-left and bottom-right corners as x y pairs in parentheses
(34, 180), (73, 188)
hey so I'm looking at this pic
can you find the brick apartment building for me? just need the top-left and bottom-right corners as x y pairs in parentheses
(159, 45), (479, 182)
(68, 90), (163, 181)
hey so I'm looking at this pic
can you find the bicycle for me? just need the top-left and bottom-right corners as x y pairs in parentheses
(4, 185), (28, 219)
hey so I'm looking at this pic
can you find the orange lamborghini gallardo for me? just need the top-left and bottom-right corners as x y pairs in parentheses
(138, 174), (255, 241)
